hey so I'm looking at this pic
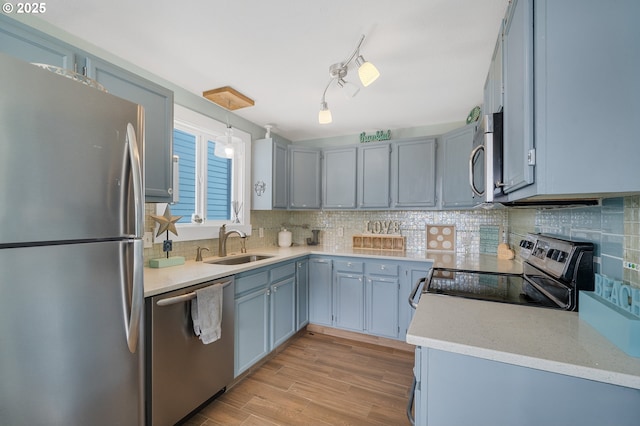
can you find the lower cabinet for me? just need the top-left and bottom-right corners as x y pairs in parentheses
(234, 284), (269, 377)
(234, 261), (297, 377)
(309, 255), (431, 341)
(309, 258), (333, 326)
(296, 259), (309, 330)
(412, 347), (640, 426)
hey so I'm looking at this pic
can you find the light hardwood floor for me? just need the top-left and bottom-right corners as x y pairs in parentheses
(182, 331), (415, 425)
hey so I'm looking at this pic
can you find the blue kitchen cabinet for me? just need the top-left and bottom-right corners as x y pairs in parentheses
(289, 146), (321, 209)
(322, 147), (358, 209)
(252, 138), (289, 210)
(234, 276), (270, 377)
(498, 0), (640, 201)
(270, 276), (296, 348)
(234, 261), (298, 376)
(86, 57), (175, 203)
(365, 262), (400, 339)
(441, 123), (479, 208)
(391, 138), (437, 208)
(269, 262), (297, 348)
(413, 347), (640, 426)
(296, 259), (309, 330)
(483, 21), (504, 116)
(502, 0), (534, 195)
(308, 257), (333, 326)
(358, 143), (391, 209)
(0, 16), (77, 70)
(334, 267), (365, 332)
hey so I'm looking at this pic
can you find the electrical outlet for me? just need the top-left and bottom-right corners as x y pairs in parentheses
(337, 227), (344, 237)
(143, 232), (153, 248)
(259, 227), (264, 238)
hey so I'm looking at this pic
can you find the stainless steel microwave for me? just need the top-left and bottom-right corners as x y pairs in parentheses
(469, 112), (504, 203)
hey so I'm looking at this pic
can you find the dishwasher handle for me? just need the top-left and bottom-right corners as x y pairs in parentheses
(408, 268), (433, 309)
(156, 280), (232, 306)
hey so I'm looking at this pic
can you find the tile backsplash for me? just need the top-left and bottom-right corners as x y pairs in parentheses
(144, 195), (639, 289)
(508, 196), (639, 288)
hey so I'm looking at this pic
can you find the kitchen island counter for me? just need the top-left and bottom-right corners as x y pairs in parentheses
(407, 293), (640, 389)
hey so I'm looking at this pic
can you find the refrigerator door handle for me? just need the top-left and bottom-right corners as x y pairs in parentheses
(122, 240), (144, 353)
(126, 123), (143, 238)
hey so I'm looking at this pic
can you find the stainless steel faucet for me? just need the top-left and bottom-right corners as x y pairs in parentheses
(218, 224), (247, 257)
(195, 246), (209, 261)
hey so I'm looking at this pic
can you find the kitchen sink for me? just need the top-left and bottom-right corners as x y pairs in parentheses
(205, 254), (274, 265)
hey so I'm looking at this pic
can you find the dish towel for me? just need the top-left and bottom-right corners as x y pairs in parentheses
(191, 283), (223, 344)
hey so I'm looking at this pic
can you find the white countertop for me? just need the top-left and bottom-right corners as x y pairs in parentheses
(144, 245), (440, 297)
(407, 293), (640, 389)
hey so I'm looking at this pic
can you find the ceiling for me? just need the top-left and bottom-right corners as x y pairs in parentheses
(38, 0), (508, 142)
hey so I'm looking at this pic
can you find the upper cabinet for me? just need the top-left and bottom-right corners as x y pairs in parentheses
(252, 138), (289, 210)
(0, 16), (176, 203)
(357, 143), (391, 209)
(0, 16), (76, 70)
(501, 0), (534, 195)
(496, 0), (640, 201)
(322, 147), (357, 209)
(288, 146), (321, 209)
(483, 21), (504, 115)
(86, 58), (174, 203)
(391, 138), (436, 208)
(441, 124), (478, 208)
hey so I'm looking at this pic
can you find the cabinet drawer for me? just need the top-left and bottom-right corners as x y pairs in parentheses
(235, 270), (269, 296)
(334, 260), (364, 273)
(270, 262), (296, 282)
(365, 262), (399, 277)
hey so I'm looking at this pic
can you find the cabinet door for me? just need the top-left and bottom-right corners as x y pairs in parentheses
(441, 124), (478, 208)
(483, 22), (504, 115)
(308, 258), (333, 326)
(334, 273), (364, 332)
(322, 147), (357, 209)
(289, 147), (321, 209)
(296, 259), (309, 330)
(502, 0), (534, 194)
(86, 57), (174, 203)
(270, 277), (296, 348)
(366, 276), (399, 339)
(358, 144), (390, 208)
(234, 288), (269, 376)
(391, 139), (436, 208)
(273, 141), (289, 209)
(0, 16), (76, 70)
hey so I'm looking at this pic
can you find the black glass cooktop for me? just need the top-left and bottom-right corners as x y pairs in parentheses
(425, 269), (559, 308)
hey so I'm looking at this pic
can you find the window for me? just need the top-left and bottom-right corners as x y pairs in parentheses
(155, 105), (251, 241)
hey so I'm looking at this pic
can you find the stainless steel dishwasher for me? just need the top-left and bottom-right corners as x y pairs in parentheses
(146, 277), (234, 426)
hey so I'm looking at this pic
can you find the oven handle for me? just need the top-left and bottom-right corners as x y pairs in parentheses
(155, 280), (232, 306)
(408, 268), (434, 309)
(406, 376), (417, 425)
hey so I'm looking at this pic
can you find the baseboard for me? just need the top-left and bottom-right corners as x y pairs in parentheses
(306, 323), (415, 353)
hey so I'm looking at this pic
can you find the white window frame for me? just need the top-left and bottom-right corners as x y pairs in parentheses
(155, 104), (252, 242)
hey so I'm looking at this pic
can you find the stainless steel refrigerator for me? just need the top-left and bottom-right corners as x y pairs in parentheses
(0, 52), (145, 425)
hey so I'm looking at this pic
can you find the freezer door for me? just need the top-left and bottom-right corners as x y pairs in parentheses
(0, 53), (144, 245)
(0, 240), (144, 426)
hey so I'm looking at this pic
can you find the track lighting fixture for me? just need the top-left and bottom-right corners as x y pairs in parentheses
(318, 34), (380, 124)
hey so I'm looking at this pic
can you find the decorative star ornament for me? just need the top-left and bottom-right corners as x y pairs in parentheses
(150, 205), (182, 238)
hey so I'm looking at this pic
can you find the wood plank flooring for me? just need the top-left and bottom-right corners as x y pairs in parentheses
(182, 331), (415, 425)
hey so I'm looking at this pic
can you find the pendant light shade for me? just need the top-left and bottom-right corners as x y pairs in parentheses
(355, 55), (380, 87)
(318, 101), (332, 124)
(213, 126), (241, 159)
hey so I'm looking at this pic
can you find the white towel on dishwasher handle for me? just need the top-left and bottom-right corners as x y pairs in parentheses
(191, 283), (223, 344)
